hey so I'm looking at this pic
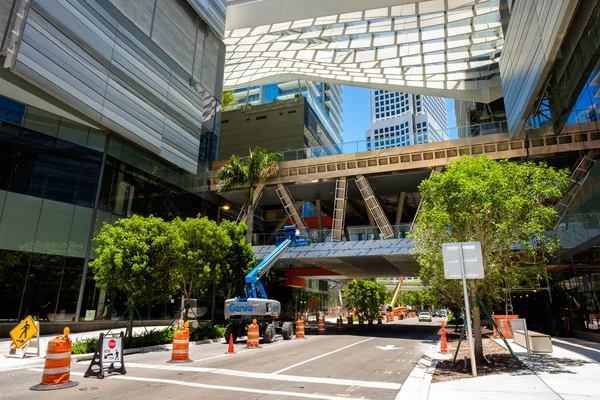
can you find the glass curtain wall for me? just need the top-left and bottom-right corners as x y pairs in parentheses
(0, 94), (218, 322)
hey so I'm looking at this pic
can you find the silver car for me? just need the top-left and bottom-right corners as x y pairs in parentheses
(418, 311), (432, 322)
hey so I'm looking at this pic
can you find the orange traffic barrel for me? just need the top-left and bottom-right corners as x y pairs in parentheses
(348, 313), (353, 325)
(377, 314), (383, 324)
(336, 316), (343, 332)
(31, 327), (78, 391)
(246, 320), (260, 348)
(368, 315), (373, 326)
(358, 314), (364, 327)
(318, 317), (326, 335)
(296, 317), (305, 339)
(168, 322), (192, 363)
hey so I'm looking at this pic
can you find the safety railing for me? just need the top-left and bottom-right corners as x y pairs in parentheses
(252, 224), (412, 246)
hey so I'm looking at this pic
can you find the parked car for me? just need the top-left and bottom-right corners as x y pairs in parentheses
(418, 312), (433, 322)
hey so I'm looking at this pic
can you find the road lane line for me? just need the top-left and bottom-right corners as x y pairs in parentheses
(272, 337), (376, 375)
(122, 362), (401, 389)
(28, 369), (371, 400)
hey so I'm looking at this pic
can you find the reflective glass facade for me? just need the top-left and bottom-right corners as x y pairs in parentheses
(0, 95), (216, 322)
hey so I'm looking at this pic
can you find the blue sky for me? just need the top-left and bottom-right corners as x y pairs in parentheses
(341, 86), (458, 143)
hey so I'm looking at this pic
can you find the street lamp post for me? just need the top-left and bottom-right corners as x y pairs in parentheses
(212, 204), (231, 326)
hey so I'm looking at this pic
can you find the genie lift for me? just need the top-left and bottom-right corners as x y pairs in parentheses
(224, 226), (310, 343)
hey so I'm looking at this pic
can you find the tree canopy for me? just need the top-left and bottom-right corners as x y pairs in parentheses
(90, 215), (180, 334)
(343, 279), (388, 315)
(221, 90), (237, 110)
(219, 219), (256, 299)
(410, 155), (570, 362)
(401, 290), (435, 309)
(171, 215), (231, 306)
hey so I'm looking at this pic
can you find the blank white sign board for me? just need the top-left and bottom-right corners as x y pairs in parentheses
(442, 242), (484, 279)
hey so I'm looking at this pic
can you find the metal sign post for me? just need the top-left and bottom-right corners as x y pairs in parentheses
(442, 242), (484, 377)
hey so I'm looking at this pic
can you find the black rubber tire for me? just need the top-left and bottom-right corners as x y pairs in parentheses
(263, 323), (276, 343)
(282, 322), (294, 340)
(225, 323), (238, 344)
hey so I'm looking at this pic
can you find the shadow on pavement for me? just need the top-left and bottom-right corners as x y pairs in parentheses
(305, 322), (441, 341)
(525, 353), (592, 374)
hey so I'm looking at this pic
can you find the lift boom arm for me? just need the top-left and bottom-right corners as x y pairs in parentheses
(244, 239), (292, 299)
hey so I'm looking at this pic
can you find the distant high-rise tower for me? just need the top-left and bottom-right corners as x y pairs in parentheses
(365, 90), (448, 150)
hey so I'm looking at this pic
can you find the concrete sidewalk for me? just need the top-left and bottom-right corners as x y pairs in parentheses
(427, 336), (600, 399)
(0, 325), (169, 372)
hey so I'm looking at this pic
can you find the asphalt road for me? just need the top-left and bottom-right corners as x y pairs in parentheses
(0, 318), (442, 400)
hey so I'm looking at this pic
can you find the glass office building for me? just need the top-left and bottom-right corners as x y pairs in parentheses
(0, 0), (227, 323)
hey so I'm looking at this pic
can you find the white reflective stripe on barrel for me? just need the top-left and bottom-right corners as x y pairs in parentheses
(172, 350), (189, 354)
(43, 366), (70, 375)
(45, 351), (72, 359)
(173, 339), (188, 344)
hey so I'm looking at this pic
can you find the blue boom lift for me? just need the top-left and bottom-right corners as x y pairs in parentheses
(224, 226), (309, 343)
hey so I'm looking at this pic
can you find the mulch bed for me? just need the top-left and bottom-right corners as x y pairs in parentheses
(432, 336), (524, 383)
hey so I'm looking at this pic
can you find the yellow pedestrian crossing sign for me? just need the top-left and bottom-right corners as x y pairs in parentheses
(10, 315), (38, 349)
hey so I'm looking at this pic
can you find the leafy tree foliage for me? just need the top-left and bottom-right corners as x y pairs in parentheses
(219, 220), (256, 299)
(343, 279), (388, 315)
(90, 215), (180, 335)
(221, 90), (237, 110)
(411, 155), (570, 363)
(401, 290), (435, 309)
(217, 147), (280, 242)
(171, 216), (231, 308)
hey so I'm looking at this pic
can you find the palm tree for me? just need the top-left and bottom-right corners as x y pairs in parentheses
(217, 147), (279, 243)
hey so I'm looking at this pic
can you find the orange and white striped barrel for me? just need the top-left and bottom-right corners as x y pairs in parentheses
(377, 314), (383, 324)
(368, 315), (373, 326)
(30, 327), (78, 391)
(348, 312), (353, 325)
(358, 314), (364, 326)
(169, 322), (191, 363)
(336, 316), (343, 332)
(246, 320), (260, 347)
(318, 317), (326, 335)
(296, 317), (305, 339)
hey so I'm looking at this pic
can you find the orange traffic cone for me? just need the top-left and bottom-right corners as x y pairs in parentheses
(440, 321), (448, 354)
(226, 333), (236, 354)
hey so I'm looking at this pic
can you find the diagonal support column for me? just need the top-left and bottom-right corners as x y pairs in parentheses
(355, 175), (393, 239)
(276, 184), (308, 232)
(555, 149), (600, 228)
(332, 177), (348, 242)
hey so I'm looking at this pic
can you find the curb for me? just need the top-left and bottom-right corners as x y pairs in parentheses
(395, 343), (440, 400)
(73, 338), (224, 362)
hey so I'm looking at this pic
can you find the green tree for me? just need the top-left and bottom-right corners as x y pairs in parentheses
(171, 216), (231, 319)
(411, 155), (570, 364)
(221, 90), (237, 110)
(90, 215), (180, 336)
(217, 147), (280, 243)
(402, 290), (434, 309)
(219, 220), (256, 299)
(343, 279), (388, 316)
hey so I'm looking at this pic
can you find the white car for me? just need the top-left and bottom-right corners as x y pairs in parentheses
(418, 312), (433, 322)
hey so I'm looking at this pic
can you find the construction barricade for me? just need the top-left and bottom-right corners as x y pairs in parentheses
(336, 316), (343, 332)
(318, 317), (326, 335)
(358, 314), (364, 327)
(367, 314), (373, 326)
(246, 319), (260, 348)
(296, 317), (305, 339)
(377, 314), (383, 324)
(168, 322), (192, 363)
(31, 327), (78, 391)
(348, 313), (353, 325)
(440, 320), (448, 353)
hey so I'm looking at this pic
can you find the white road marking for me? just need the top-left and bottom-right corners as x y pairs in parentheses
(273, 337), (376, 375)
(192, 339), (289, 363)
(30, 369), (371, 400)
(123, 362), (401, 390)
